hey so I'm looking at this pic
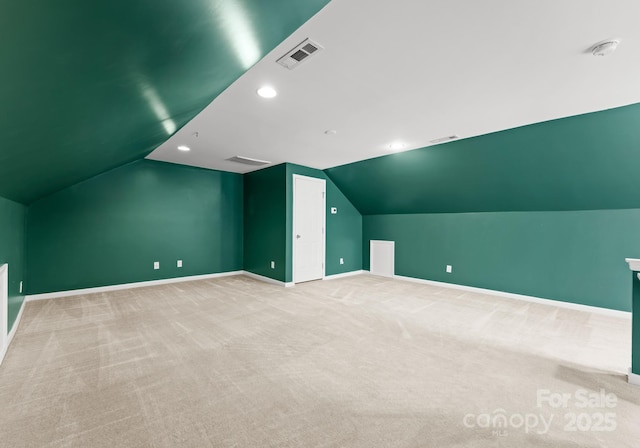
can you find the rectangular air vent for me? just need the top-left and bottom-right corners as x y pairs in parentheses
(429, 135), (459, 144)
(226, 156), (271, 166)
(277, 38), (323, 70)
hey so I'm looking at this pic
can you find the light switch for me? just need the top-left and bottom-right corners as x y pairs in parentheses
(331, 207), (337, 214)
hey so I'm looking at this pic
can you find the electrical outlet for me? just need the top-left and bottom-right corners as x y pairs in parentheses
(340, 258), (344, 265)
(154, 261), (160, 270)
(446, 265), (452, 273)
(19, 281), (23, 294)
(270, 261), (275, 269)
(177, 260), (183, 268)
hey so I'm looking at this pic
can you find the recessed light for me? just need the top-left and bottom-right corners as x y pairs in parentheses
(257, 86), (277, 98)
(177, 145), (190, 152)
(388, 142), (406, 151)
(324, 129), (337, 135)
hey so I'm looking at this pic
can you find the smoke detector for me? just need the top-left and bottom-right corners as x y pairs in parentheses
(277, 38), (323, 70)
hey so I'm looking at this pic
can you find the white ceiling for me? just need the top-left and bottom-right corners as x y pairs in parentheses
(147, 0), (640, 173)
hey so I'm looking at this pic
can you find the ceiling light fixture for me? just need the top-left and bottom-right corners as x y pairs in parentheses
(592, 40), (620, 56)
(324, 129), (337, 135)
(177, 145), (191, 152)
(257, 86), (277, 98)
(388, 142), (407, 151)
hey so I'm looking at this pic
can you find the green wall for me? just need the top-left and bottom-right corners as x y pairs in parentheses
(243, 164), (288, 282)
(322, 104), (640, 312)
(326, 103), (640, 215)
(363, 210), (640, 311)
(243, 163), (363, 283)
(0, 196), (26, 331)
(25, 159), (361, 293)
(27, 160), (243, 294)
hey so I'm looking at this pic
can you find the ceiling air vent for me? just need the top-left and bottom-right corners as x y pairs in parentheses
(277, 38), (323, 70)
(429, 135), (459, 144)
(226, 156), (271, 166)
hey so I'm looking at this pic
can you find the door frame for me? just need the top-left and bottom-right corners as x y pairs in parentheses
(292, 174), (326, 284)
(0, 264), (8, 357)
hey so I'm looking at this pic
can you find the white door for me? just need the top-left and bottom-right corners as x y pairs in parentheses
(293, 175), (326, 283)
(0, 264), (8, 357)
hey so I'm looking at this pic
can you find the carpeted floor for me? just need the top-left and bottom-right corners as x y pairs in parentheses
(0, 274), (638, 447)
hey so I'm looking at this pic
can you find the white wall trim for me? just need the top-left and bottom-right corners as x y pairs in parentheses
(25, 271), (244, 302)
(25, 270), (299, 304)
(625, 258), (640, 272)
(392, 274), (631, 319)
(0, 264), (7, 363)
(629, 369), (640, 386)
(323, 270), (365, 280)
(0, 294), (25, 366)
(242, 271), (295, 288)
(26, 270), (629, 316)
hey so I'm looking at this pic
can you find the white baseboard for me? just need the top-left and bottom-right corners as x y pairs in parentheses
(25, 271), (244, 302)
(391, 274), (631, 319)
(323, 270), (366, 280)
(242, 271), (294, 287)
(629, 369), (640, 386)
(0, 296), (26, 366)
(25, 270), (299, 304)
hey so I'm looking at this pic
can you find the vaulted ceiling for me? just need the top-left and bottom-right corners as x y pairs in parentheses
(0, 0), (329, 204)
(2, 0), (640, 208)
(147, 0), (640, 176)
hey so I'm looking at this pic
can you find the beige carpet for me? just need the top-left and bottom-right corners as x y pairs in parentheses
(0, 274), (638, 447)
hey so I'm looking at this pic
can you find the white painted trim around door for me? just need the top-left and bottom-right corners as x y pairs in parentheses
(0, 293), (25, 366)
(292, 174), (326, 284)
(0, 264), (8, 364)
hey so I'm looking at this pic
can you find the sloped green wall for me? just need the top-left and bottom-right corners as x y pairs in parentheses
(0, 196), (26, 331)
(0, 0), (331, 204)
(27, 160), (243, 294)
(363, 210), (640, 311)
(322, 104), (640, 311)
(327, 103), (640, 215)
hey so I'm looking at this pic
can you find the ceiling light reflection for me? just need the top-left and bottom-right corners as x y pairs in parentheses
(219, 1), (261, 69)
